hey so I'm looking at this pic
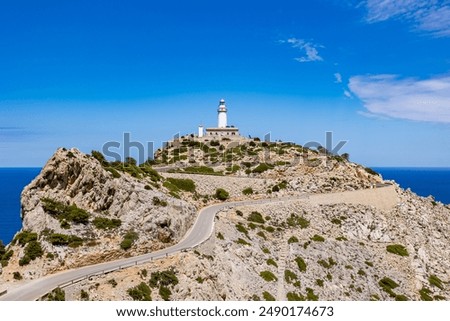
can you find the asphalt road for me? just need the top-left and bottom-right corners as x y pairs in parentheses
(0, 196), (298, 301)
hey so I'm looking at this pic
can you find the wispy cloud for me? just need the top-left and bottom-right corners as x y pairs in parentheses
(362, 0), (450, 37)
(334, 72), (343, 83)
(280, 38), (324, 63)
(348, 74), (450, 123)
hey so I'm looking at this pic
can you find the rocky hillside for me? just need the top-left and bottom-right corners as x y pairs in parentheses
(1, 138), (450, 302)
(60, 184), (450, 302)
(0, 148), (197, 283)
(153, 136), (383, 193)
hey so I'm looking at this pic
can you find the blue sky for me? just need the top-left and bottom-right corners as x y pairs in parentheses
(1, 0), (450, 167)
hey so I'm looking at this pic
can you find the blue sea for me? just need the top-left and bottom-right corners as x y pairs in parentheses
(0, 167), (450, 244)
(0, 168), (41, 245)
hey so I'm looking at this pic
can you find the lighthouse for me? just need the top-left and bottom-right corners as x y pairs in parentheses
(205, 99), (240, 138)
(217, 99), (227, 128)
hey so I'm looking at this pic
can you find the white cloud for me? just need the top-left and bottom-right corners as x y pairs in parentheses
(363, 0), (450, 37)
(348, 74), (450, 123)
(334, 73), (343, 83)
(281, 38), (323, 63)
(344, 90), (353, 98)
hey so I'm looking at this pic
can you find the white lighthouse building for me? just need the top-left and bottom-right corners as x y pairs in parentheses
(217, 99), (227, 128)
(204, 99), (240, 137)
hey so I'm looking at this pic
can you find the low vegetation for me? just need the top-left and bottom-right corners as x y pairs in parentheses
(120, 231), (139, 250)
(262, 291), (276, 301)
(92, 217), (122, 230)
(19, 240), (44, 266)
(247, 211), (265, 224)
(47, 233), (83, 247)
(41, 198), (90, 225)
(386, 244), (409, 257)
(47, 288), (66, 301)
(295, 257), (307, 272)
(286, 213), (310, 229)
(378, 277), (399, 298)
(215, 188), (229, 201)
(128, 282), (152, 301)
(242, 187), (254, 195)
(260, 271), (278, 282)
(165, 178), (196, 193)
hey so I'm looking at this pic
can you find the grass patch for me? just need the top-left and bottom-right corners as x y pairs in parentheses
(256, 231), (267, 240)
(419, 288), (433, 301)
(252, 163), (273, 174)
(317, 257), (337, 269)
(287, 292), (305, 301)
(284, 270), (298, 284)
(235, 223), (249, 237)
(288, 236), (299, 244)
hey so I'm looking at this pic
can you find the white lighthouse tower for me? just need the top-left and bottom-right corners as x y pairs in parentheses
(217, 99), (227, 128)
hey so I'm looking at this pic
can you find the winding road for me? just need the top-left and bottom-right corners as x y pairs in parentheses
(1, 185), (397, 301)
(0, 196), (301, 301)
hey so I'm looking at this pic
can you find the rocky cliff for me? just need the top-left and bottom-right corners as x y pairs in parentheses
(1, 139), (449, 302)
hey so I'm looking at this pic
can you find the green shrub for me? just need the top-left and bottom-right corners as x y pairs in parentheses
(236, 223), (249, 237)
(127, 282), (152, 301)
(364, 167), (379, 176)
(395, 294), (409, 301)
(41, 198), (90, 225)
(242, 187), (254, 195)
(266, 258), (278, 268)
(165, 178), (196, 192)
(331, 218), (342, 225)
(286, 214), (309, 229)
(287, 292), (305, 301)
(306, 288), (319, 301)
(235, 238), (251, 246)
(265, 226), (275, 233)
(311, 235), (325, 242)
(248, 211), (265, 224)
(108, 279), (118, 288)
(386, 244), (409, 257)
(217, 232), (224, 240)
(260, 271), (278, 282)
(429, 275), (444, 290)
(317, 257), (337, 269)
(262, 247), (270, 254)
(48, 234), (83, 247)
(93, 217), (122, 229)
(47, 288), (66, 301)
(13, 272), (22, 280)
(284, 270), (298, 284)
(120, 231), (138, 250)
(215, 188), (229, 201)
(357, 269), (367, 277)
(14, 231), (38, 246)
(91, 150), (107, 165)
(256, 231), (267, 240)
(1, 249), (13, 267)
(316, 279), (324, 287)
(105, 167), (121, 178)
(419, 288), (433, 301)
(365, 261), (374, 267)
(295, 257), (307, 272)
(80, 289), (89, 301)
(336, 236), (348, 241)
(183, 166), (218, 175)
(272, 185), (280, 192)
(288, 236), (299, 244)
(262, 291), (276, 301)
(196, 277), (204, 284)
(252, 163), (273, 174)
(159, 286), (172, 301)
(149, 269), (179, 288)
(378, 277), (399, 297)
(24, 240), (43, 260)
(19, 256), (31, 266)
